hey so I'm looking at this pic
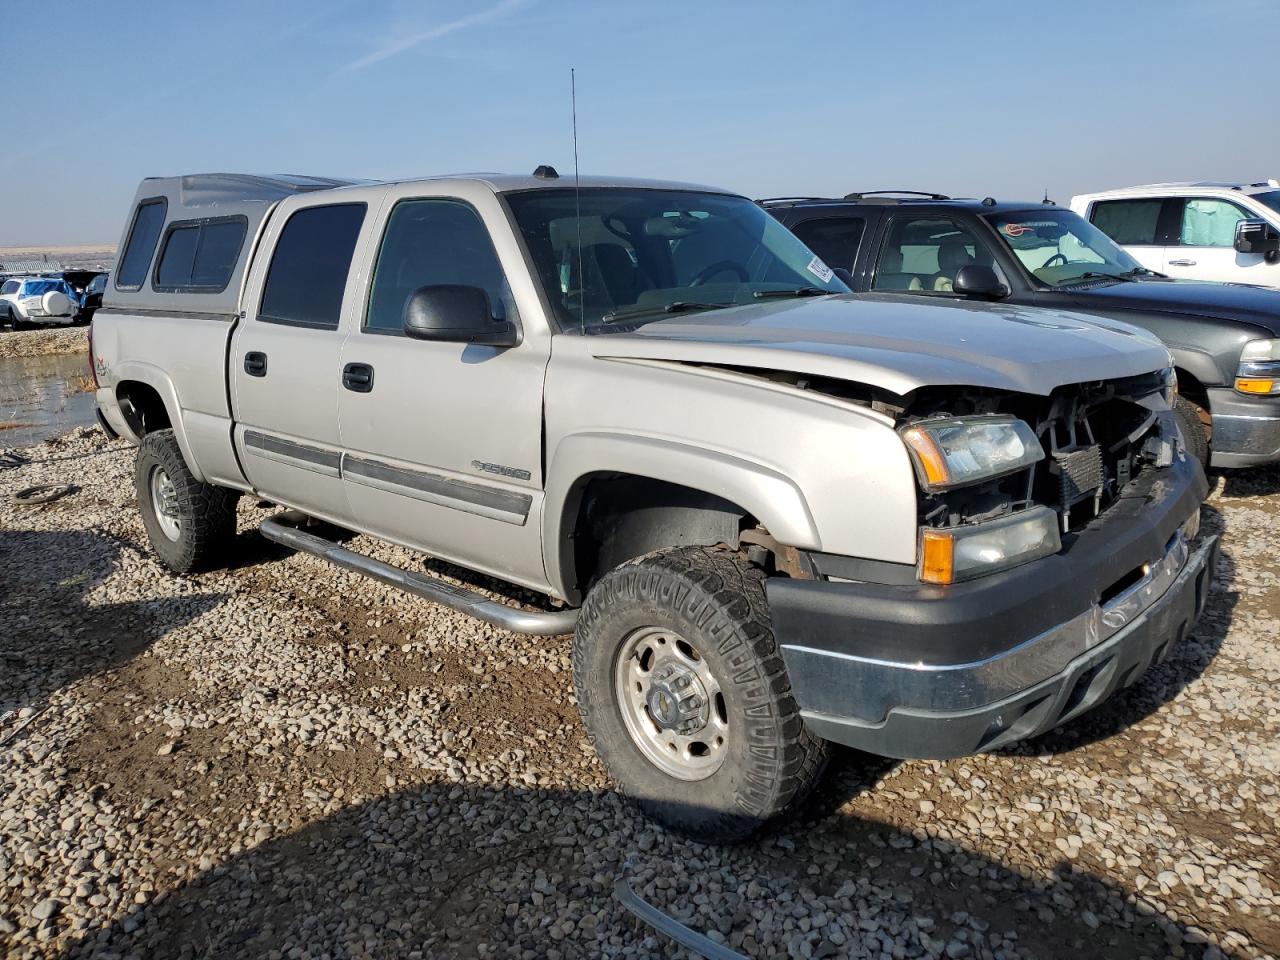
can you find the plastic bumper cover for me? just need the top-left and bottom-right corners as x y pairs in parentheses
(1207, 387), (1280, 468)
(768, 457), (1214, 759)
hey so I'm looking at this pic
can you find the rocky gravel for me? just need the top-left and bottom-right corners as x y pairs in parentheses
(1, 428), (1277, 959)
(0, 327), (89, 359)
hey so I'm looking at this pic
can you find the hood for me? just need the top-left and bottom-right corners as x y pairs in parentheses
(588, 293), (1169, 397)
(1067, 278), (1280, 336)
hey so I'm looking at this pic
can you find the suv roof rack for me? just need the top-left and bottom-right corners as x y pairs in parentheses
(843, 190), (951, 201)
(755, 196), (836, 205)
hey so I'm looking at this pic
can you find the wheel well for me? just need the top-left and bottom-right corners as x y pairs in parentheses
(116, 381), (172, 437)
(1174, 367), (1213, 441)
(1175, 367), (1209, 410)
(562, 474), (753, 604)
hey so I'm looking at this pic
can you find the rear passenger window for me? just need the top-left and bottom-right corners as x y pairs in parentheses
(791, 217), (866, 272)
(153, 218), (246, 292)
(365, 199), (513, 334)
(1090, 199), (1162, 245)
(115, 198), (167, 290)
(259, 204), (366, 329)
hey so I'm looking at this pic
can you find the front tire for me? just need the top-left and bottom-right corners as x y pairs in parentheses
(135, 429), (239, 574)
(573, 546), (828, 842)
(1174, 395), (1211, 468)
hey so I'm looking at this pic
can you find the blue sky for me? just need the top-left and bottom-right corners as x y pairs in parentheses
(5, 0), (1278, 245)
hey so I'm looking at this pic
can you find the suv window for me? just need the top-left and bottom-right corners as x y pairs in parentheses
(1177, 197), (1252, 247)
(790, 217), (865, 272)
(259, 203), (366, 329)
(0, 280), (18, 295)
(115, 198), (168, 290)
(154, 218), (246, 292)
(872, 217), (996, 293)
(1089, 199), (1162, 246)
(365, 199), (514, 334)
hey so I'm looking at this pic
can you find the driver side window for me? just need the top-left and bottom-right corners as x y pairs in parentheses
(873, 217), (998, 293)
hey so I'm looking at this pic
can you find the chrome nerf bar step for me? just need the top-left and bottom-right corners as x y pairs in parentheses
(259, 515), (579, 636)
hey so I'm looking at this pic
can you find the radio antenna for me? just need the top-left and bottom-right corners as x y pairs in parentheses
(572, 67), (584, 335)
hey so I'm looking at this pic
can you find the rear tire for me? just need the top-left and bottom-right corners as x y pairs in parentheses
(572, 546), (828, 842)
(1174, 395), (1210, 468)
(135, 429), (239, 574)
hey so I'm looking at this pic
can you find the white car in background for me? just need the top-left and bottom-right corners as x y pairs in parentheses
(1071, 181), (1280, 287)
(0, 277), (80, 328)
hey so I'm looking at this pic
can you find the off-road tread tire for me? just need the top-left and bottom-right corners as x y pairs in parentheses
(573, 545), (828, 842)
(1173, 395), (1210, 468)
(135, 429), (239, 574)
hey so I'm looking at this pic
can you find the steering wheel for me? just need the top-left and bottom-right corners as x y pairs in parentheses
(691, 260), (749, 286)
(1040, 253), (1068, 269)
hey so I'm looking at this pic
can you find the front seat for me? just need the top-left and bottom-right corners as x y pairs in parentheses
(585, 243), (650, 308)
(874, 248), (923, 291)
(933, 240), (974, 292)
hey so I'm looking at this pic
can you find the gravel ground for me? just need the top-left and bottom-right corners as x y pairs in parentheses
(1, 429), (1277, 960)
(0, 328), (89, 359)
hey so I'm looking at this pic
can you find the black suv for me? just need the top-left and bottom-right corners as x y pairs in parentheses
(764, 192), (1280, 469)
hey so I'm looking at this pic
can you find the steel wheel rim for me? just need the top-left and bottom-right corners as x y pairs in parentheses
(613, 626), (728, 781)
(150, 465), (181, 542)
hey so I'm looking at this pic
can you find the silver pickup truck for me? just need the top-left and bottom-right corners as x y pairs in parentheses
(91, 171), (1217, 841)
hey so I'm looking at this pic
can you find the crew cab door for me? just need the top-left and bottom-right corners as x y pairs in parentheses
(230, 189), (386, 525)
(336, 183), (552, 593)
(1162, 196), (1278, 285)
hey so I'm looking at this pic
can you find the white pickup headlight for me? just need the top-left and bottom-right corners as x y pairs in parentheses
(920, 506), (1062, 584)
(900, 415), (1044, 492)
(1236, 339), (1280, 396)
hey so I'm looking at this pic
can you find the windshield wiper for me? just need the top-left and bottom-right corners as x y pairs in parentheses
(601, 300), (732, 324)
(1062, 271), (1139, 286)
(752, 287), (829, 300)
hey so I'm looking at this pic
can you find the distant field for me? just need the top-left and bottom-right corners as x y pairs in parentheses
(0, 244), (115, 270)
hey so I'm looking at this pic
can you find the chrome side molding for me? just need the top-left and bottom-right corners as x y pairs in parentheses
(259, 515), (578, 636)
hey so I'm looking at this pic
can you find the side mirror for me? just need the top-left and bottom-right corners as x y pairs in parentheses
(831, 266), (854, 287)
(1234, 218), (1280, 258)
(952, 264), (1008, 299)
(402, 284), (520, 346)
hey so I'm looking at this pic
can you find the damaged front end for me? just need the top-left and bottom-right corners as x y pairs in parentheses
(891, 367), (1182, 584)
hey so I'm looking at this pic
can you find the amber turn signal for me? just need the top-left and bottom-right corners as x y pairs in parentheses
(919, 529), (955, 585)
(1235, 377), (1277, 395)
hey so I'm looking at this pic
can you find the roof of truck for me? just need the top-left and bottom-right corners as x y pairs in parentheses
(1073, 179), (1280, 199)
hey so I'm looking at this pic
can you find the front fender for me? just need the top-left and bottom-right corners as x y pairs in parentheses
(542, 432), (819, 599)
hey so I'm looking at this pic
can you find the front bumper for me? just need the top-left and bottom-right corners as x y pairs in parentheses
(1207, 387), (1280, 468)
(768, 456), (1215, 759)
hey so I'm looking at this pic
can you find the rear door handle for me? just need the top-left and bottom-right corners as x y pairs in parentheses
(1167, 259), (1197, 267)
(243, 351), (267, 377)
(342, 362), (374, 393)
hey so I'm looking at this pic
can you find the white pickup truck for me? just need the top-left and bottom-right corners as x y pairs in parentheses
(1072, 180), (1280, 287)
(91, 171), (1214, 840)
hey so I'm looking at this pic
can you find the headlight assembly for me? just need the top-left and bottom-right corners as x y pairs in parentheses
(900, 415), (1044, 492)
(1236, 339), (1280, 396)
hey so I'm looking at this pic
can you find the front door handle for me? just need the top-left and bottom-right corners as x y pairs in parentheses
(342, 362), (374, 393)
(244, 351), (267, 377)
(1167, 259), (1197, 267)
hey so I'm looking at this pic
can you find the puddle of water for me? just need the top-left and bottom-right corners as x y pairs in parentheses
(0, 352), (99, 447)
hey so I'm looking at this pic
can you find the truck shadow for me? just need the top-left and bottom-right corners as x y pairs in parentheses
(0, 528), (223, 727)
(1213, 461), (1280, 499)
(51, 777), (1243, 960)
(1014, 504), (1236, 756)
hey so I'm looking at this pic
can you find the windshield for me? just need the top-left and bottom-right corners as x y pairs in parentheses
(985, 210), (1144, 286)
(1252, 190), (1280, 218)
(504, 188), (849, 331)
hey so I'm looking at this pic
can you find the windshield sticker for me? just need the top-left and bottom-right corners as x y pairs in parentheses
(1002, 223), (1031, 237)
(806, 255), (834, 284)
